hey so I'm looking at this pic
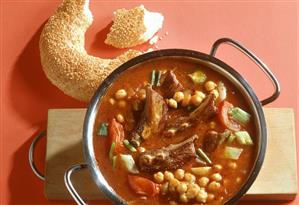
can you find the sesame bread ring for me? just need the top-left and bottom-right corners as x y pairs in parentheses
(40, 0), (141, 102)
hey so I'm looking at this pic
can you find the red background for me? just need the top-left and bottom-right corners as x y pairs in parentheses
(0, 1), (298, 204)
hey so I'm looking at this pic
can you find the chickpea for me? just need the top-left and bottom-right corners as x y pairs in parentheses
(210, 89), (219, 98)
(154, 172), (164, 183)
(175, 169), (185, 180)
(198, 177), (209, 187)
(195, 91), (206, 99)
(116, 114), (124, 123)
(181, 91), (191, 107)
(190, 94), (203, 106)
(167, 98), (178, 109)
(164, 171), (174, 181)
(211, 173), (222, 182)
(118, 100), (127, 108)
(173, 91), (184, 102)
(208, 181), (221, 192)
(169, 178), (180, 188)
(180, 193), (189, 203)
(115, 89), (127, 100)
(228, 161), (237, 170)
(207, 193), (215, 202)
(184, 173), (196, 182)
(169, 201), (178, 205)
(126, 88), (135, 99)
(177, 183), (188, 194)
(205, 81), (217, 91)
(196, 189), (208, 203)
(109, 98), (116, 105)
(188, 183), (200, 190)
(186, 186), (199, 199)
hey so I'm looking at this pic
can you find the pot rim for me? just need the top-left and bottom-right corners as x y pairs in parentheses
(83, 49), (267, 205)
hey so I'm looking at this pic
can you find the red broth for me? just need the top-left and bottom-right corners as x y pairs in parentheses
(94, 58), (256, 205)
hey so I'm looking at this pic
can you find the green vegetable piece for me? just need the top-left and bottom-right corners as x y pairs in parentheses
(229, 107), (251, 125)
(109, 142), (115, 161)
(123, 140), (137, 152)
(196, 148), (212, 164)
(112, 155), (118, 169)
(235, 131), (253, 145)
(97, 122), (108, 136)
(188, 71), (207, 84)
(119, 154), (139, 174)
(219, 130), (231, 144)
(227, 134), (236, 143)
(151, 70), (156, 86)
(224, 146), (243, 160)
(156, 70), (162, 86)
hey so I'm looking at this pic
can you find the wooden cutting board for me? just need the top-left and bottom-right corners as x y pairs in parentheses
(45, 108), (297, 201)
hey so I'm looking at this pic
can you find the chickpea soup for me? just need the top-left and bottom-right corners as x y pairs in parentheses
(94, 58), (256, 205)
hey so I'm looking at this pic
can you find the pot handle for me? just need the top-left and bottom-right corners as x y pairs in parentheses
(28, 130), (46, 181)
(64, 164), (88, 205)
(210, 38), (280, 106)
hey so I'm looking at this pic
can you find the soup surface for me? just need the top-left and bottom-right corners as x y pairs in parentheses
(94, 58), (256, 205)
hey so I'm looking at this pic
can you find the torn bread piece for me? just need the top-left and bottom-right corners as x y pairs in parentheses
(105, 5), (164, 48)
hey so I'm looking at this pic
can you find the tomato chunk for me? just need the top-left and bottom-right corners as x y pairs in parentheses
(128, 175), (160, 197)
(108, 118), (125, 154)
(218, 101), (241, 131)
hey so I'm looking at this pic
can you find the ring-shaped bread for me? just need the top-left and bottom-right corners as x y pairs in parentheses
(40, 0), (141, 101)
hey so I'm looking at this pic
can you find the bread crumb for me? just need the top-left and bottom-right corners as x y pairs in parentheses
(149, 35), (159, 45)
(144, 48), (154, 53)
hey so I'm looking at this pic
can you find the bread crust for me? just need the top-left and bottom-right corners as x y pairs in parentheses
(40, 0), (140, 102)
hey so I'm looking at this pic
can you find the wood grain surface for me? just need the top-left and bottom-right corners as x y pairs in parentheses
(45, 108), (297, 201)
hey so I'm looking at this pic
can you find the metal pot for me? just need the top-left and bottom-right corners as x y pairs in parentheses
(29, 38), (280, 205)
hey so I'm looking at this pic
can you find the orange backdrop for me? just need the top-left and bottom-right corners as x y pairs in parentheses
(0, 1), (298, 205)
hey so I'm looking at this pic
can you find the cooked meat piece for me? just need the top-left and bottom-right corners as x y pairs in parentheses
(160, 70), (184, 98)
(164, 116), (191, 137)
(203, 130), (220, 153)
(164, 94), (218, 136)
(138, 135), (198, 172)
(189, 94), (218, 122)
(131, 86), (168, 147)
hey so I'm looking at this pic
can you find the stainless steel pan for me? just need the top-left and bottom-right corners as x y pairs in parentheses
(29, 38), (280, 205)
